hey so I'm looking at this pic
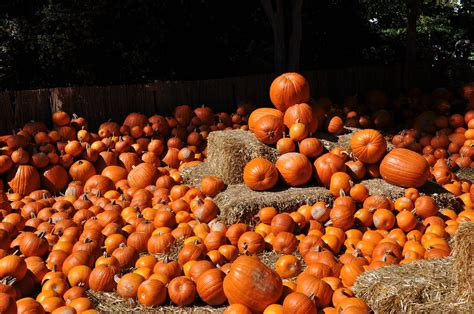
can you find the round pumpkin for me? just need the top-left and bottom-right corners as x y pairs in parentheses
(223, 256), (282, 312)
(380, 148), (430, 188)
(269, 73), (310, 111)
(275, 153), (312, 186)
(248, 108), (284, 132)
(314, 153), (346, 187)
(350, 129), (387, 164)
(243, 157), (279, 191)
(254, 115), (285, 145)
(127, 163), (159, 189)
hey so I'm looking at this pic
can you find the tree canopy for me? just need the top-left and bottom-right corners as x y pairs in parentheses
(0, 0), (472, 89)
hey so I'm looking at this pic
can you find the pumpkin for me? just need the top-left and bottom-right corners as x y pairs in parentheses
(329, 205), (355, 231)
(379, 148), (430, 188)
(42, 165), (69, 194)
(0, 293), (16, 314)
(275, 255), (301, 279)
(88, 265), (117, 292)
(137, 279), (167, 306)
(243, 157), (279, 191)
(269, 73), (310, 111)
(196, 268), (227, 306)
(282, 292), (317, 314)
(117, 273), (145, 298)
(254, 115), (285, 145)
(248, 108), (284, 132)
(350, 129), (387, 164)
(16, 297), (45, 314)
(8, 165), (40, 196)
(340, 261), (364, 288)
(276, 153), (312, 186)
(127, 163), (159, 189)
(314, 153), (346, 187)
(84, 175), (115, 196)
(200, 176), (225, 197)
(283, 103), (314, 130)
(295, 274), (332, 308)
(168, 276), (196, 306)
(299, 138), (323, 158)
(237, 231), (265, 254)
(327, 116), (344, 134)
(223, 256), (282, 312)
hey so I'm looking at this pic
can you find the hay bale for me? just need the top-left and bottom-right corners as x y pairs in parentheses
(317, 127), (395, 152)
(206, 130), (279, 185)
(354, 222), (474, 313)
(87, 290), (225, 313)
(214, 184), (333, 225)
(181, 162), (215, 187)
(452, 222), (474, 296)
(361, 178), (463, 212)
(456, 167), (474, 182)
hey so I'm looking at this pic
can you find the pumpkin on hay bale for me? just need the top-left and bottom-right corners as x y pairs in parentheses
(213, 184), (333, 225)
(181, 129), (279, 188)
(353, 222), (474, 313)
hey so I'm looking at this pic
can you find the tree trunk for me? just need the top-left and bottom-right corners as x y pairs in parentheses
(261, 0), (286, 73)
(406, 0), (419, 64)
(288, 0), (303, 71)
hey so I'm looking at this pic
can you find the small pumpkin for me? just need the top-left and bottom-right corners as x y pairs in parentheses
(254, 115), (285, 145)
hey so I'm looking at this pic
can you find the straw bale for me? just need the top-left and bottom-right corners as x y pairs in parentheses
(354, 222), (474, 313)
(456, 168), (474, 183)
(87, 290), (225, 313)
(181, 162), (215, 188)
(206, 130), (279, 185)
(213, 184), (333, 225)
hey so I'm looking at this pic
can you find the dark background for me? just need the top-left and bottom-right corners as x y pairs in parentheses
(0, 0), (473, 90)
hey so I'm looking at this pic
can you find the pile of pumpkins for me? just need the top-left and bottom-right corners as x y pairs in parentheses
(0, 72), (471, 313)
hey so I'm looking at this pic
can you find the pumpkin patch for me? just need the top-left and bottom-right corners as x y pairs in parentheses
(0, 73), (471, 313)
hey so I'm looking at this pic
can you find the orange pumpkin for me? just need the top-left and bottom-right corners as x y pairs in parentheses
(243, 158), (279, 191)
(269, 73), (310, 111)
(350, 129), (387, 164)
(223, 256), (282, 312)
(254, 115), (285, 145)
(379, 148), (430, 187)
(275, 153), (312, 186)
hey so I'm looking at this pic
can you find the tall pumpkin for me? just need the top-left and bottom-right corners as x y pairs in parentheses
(8, 165), (40, 195)
(275, 153), (312, 186)
(350, 129), (387, 164)
(379, 148), (430, 188)
(269, 73), (310, 111)
(223, 256), (282, 313)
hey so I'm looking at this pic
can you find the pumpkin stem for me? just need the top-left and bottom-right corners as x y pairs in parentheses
(339, 189), (346, 197)
(324, 220), (333, 227)
(114, 274), (121, 283)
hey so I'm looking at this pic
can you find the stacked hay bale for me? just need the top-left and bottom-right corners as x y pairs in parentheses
(353, 222), (474, 313)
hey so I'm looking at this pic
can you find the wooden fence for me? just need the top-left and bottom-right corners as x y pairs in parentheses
(0, 64), (434, 132)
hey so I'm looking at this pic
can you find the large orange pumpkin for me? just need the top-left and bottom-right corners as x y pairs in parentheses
(380, 148), (430, 188)
(350, 129), (387, 164)
(269, 73), (310, 111)
(223, 256), (282, 313)
(243, 157), (279, 191)
(275, 153), (312, 186)
(8, 165), (40, 195)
